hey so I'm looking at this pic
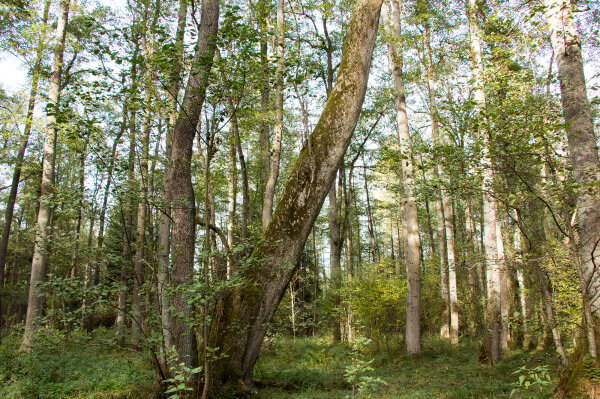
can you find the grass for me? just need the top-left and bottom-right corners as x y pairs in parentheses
(0, 328), (560, 398)
(253, 335), (559, 398)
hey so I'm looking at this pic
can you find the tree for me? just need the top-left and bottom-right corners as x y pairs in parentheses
(543, 0), (600, 357)
(167, 0), (219, 389)
(22, 0), (70, 348)
(210, 0), (383, 387)
(466, 0), (502, 364)
(383, 0), (422, 356)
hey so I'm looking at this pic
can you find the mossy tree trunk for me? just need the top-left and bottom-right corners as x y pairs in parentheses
(544, 0), (600, 394)
(544, 0), (600, 340)
(210, 0), (383, 388)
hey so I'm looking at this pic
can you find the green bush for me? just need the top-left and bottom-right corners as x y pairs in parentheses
(343, 261), (406, 346)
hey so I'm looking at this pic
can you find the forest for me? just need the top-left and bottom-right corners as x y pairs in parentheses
(0, 0), (598, 397)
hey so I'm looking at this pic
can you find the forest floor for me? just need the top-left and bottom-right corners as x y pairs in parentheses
(252, 335), (559, 399)
(0, 328), (560, 398)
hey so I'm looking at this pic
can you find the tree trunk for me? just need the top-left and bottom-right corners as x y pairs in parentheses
(157, 0), (187, 365)
(437, 195), (449, 339)
(227, 109), (237, 276)
(211, 0), (382, 387)
(235, 121), (249, 242)
(258, 0), (270, 203)
(512, 211), (529, 349)
(329, 175), (342, 343)
(116, 41), (139, 343)
(262, 0), (284, 229)
(443, 197), (459, 344)
(535, 263), (568, 369)
(383, 0), (421, 355)
(496, 217), (510, 350)
(22, 0), (70, 349)
(131, 24), (156, 346)
(0, 0), (51, 289)
(423, 15), (457, 343)
(95, 121), (124, 285)
(167, 0), (219, 388)
(363, 162), (378, 263)
(467, 0), (502, 364)
(70, 148), (86, 277)
(543, 0), (600, 344)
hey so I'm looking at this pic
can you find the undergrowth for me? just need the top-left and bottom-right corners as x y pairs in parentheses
(0, 327), (156, 399)
(252, 335), (559, 398)
(0, 328), (562, 398)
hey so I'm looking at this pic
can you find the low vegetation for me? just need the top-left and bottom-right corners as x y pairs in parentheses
(0, 328), (561, 398)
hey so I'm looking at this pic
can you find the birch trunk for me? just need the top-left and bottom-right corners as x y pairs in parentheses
(262, 0), (284, 228)
(443, 197), (458, 344)
(22, 0), (70, 348)
(383, 0), (421, 355)
(258, 0), (270, 201)
(512, 211), (529, 349)
(0, 0), (51, 287)
(467, 0), (501, 363)
(227, 110), (237, 276)
(437, 194), (449, 338)
(424, 15), (457, 343)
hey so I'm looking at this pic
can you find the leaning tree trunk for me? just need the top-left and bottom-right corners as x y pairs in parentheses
(467, 0), (502, 364)
(167, 0), (219, 389)
(22, 0), (70, 349)
(544, 0), (600, 336)
(383, 0), (421, 356)
(211, 0), (383, 388)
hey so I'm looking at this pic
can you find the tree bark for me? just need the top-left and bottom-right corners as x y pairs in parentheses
(262, 0), (284, 229)
(328, 174), (342, 343)
(258, 0), (270, 202)
(443, 197), (459, 344)
(211, 0), (382, 386)
(437, 197), (449, 339)
(383, 0), (421, 355)
(22, 0), (70, 349)
(157, 0), (187, 365)
(467, 0), (502, 364)
(0, 0), (51, 288)
(543, 0), (600, 342)
(167, 0), (219, 387)
(496, 217), (510, 350)
(423, 15), (457, 342)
